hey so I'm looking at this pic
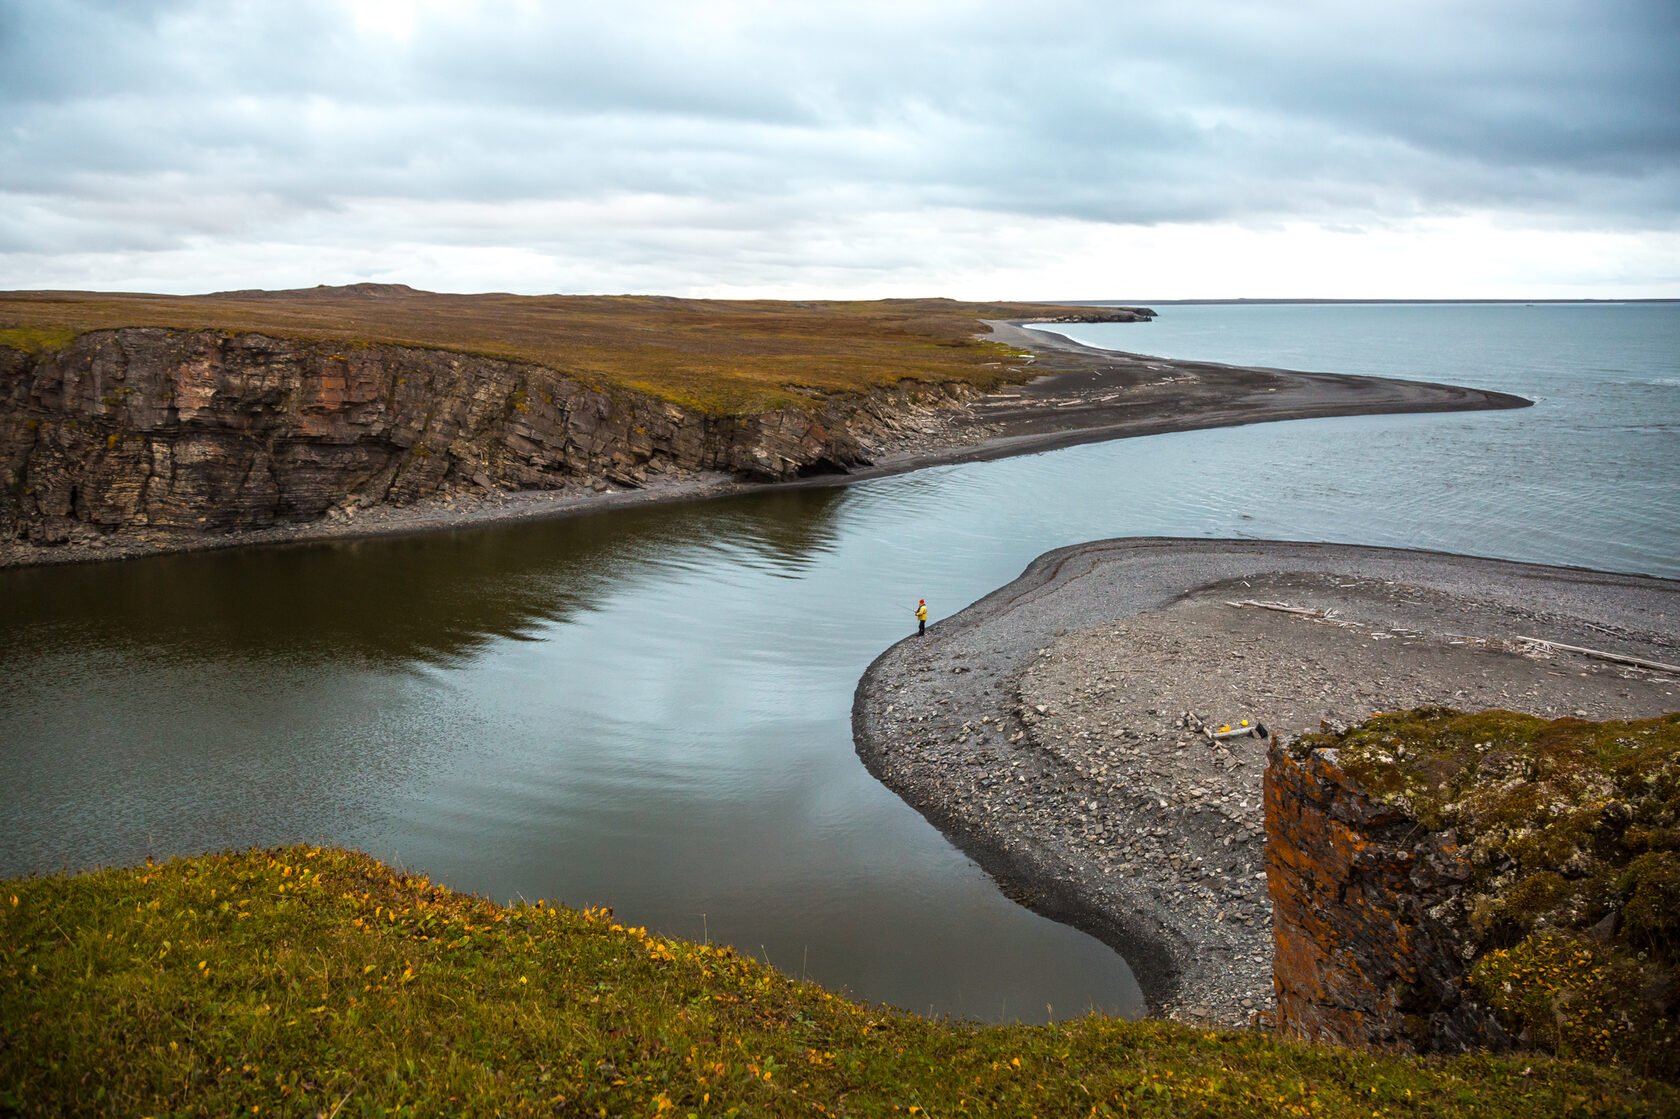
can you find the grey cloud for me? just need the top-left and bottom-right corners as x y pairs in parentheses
(1, 0), (1677, 292)
(1128, 1), (1680, 178)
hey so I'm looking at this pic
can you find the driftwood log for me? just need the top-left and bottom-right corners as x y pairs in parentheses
(1222, 600), (1678, 678)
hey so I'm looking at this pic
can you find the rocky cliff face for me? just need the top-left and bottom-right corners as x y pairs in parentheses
(1265, 710), (1679, 1077)
(0, 328), (959, 547)
(1263, 736), (1504, 1052)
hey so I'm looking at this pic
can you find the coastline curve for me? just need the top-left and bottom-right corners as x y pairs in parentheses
(851, 538), (1679, 1023)
(2, 320), (1531, 568)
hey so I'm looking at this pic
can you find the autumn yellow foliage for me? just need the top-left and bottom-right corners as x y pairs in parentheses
(3, 846), (1671, 1116)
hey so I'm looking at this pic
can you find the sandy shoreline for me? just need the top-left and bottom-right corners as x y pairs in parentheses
(0, 323), (1528, 568)
(851, 538), (1679, 1026)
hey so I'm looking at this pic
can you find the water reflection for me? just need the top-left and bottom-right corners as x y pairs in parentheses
(0, 486), (849, 670)
(0, 478), (1143, 1023)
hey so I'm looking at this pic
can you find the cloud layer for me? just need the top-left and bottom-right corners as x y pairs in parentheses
(2, 0), (1676, 296)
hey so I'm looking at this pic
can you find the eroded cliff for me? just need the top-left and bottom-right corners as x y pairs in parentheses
(0, 328), (966, 549)
(1266, 709), (1678, 1079)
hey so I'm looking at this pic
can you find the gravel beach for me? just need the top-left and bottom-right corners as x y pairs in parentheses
(851, 538), (1679, 1027)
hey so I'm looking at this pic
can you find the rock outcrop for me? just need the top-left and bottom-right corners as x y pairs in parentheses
(1264, 735), (1503, 1051)
(0, 328), (969, 548)
(1265, 709), (1679, 1079)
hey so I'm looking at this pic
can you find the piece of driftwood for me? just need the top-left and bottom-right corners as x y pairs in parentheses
(1225, 599), (1674, 677)
(1224, 599), (1334, 618)
(1515, 636), (1680, 676)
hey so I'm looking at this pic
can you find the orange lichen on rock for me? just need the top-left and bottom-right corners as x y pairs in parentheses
(1265, 734), (1496, 1052)
(1265, 709), (1679, 1080)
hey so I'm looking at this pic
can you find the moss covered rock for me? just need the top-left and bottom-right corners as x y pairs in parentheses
(1285, 708), (1679, 1079)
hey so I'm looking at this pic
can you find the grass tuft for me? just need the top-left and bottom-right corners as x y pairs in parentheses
(0, 325), (80, 354)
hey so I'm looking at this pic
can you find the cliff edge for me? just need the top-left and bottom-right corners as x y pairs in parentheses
(1, 290), (1531, 566)
(1267, 709), (1679, 1079)
(0, 327), (962, 551)
(0, 290), (1167, 561)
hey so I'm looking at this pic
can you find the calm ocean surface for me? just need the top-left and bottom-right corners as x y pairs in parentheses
(2, 302), (1675, 1023)
(1037, 301), (1678, 580)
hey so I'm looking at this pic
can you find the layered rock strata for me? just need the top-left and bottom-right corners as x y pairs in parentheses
(1266, 710), (1679, 1077)
(0, 329), (968, 548)
(2, 310), (1534, 566)
(1264, 737), (1502, 1050)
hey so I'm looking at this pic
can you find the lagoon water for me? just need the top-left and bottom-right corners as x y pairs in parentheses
(2, 302), (1675, 1023)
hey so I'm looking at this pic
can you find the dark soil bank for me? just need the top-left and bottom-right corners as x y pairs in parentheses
(851, 539), (1678, 1026)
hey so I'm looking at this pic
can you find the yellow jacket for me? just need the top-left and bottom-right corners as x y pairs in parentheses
(915, 603), (928, 622)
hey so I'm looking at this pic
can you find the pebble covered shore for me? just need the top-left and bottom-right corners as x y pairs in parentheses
(852, 539), (1679, 1026)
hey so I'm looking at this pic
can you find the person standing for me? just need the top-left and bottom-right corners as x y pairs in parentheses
(915, 598), (928, 637)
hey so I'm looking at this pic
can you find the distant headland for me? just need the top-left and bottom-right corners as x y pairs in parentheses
(1, 286), (1525, 567)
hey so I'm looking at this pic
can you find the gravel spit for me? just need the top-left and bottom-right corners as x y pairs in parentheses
(852, 539), (1678, 1027)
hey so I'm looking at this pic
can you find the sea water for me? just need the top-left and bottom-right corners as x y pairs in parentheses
(1033, 301), (1678, 578)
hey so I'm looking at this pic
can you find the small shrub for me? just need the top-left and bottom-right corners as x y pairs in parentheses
(1503, 870), (1574, 926)
(1473, 931), (1676, 1079)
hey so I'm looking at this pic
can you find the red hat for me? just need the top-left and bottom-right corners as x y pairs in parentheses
(918, 599), (925, 604)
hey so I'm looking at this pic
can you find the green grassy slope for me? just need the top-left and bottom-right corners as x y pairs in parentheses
(3, 847), (1669, 1117)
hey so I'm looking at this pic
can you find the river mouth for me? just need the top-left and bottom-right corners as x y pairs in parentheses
(4, 304), (1673, 1025)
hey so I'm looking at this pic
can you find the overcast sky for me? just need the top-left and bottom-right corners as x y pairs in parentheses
(2, 0), (1676, 299)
